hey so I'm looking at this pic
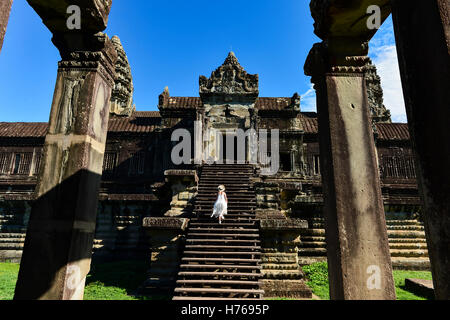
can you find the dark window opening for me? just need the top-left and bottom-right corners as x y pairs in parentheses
(313, 155), (320, 175)
(12, 153), (33, 175)
(280, 152), (292, 171)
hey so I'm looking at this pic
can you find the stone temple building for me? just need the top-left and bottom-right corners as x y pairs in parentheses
(0, 46), (428, 298)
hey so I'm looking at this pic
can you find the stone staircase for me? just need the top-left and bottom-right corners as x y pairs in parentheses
(172, 164), (264, 300)
(299, 217), (430, 270)
(0, 211), (28, 262)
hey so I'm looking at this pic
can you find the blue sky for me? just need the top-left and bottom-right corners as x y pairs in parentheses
(0, 1), (406, 123)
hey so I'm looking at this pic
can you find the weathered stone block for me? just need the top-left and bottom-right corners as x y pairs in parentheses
(260, 279), (312, 299)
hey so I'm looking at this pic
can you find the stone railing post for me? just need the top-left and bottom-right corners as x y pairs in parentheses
(304, 37), (396, 299)
(391, 0), (450, 299)
(14, 30), (117, 299)
(139, 217), (189, 297)
(257, 210), (312, 299)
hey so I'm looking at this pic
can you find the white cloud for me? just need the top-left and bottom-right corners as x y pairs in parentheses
(369, 18), (407, 123)
(370, 45), (407, 123)
(300, 83), (316, 112)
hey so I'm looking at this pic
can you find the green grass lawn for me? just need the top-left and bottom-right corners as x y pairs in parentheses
(302, 262), (433, 300)
(0, 262), (19, 300)
(0, 260), (151, 300)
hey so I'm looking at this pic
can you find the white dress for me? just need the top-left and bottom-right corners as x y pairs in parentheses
(211, 192), (227, 219)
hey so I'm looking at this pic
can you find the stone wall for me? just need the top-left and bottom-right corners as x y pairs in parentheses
(0, 200), (161, 263)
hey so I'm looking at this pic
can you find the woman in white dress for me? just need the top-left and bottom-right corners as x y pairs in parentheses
(211, 185), (228, 224)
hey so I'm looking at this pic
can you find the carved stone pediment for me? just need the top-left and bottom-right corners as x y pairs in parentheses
(199, 52), (259, 100)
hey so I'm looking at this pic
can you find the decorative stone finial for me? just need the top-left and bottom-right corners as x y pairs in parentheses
(199, 52), (259, 101)
(365, 60), (392, 123)
(158, 86), (170, 109)
(110, 35), (135, 116)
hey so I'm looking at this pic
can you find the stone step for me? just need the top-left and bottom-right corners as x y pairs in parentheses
(200, 177), (251, 181)
(389, 243), (428, 250)
(197, 189), (254, 194)
(177, 271), (262, 278)
(299, 241), (326, 248)
(185, 245), (261, 250)
(301, 229), (325, 236)
(0, 219), (23, 225)
(195, 199), (256, 204)
(198, 184), (251, 189)
(387, 225), (424, 231)
(174, 287), (263, 295)
(201, 168), (253, 171)
(0, 226), (27, 232)
(298, 248), (327, 255)
(182, 257), (260, 263)
(0, 233), (26, 238)
(196, 195), (255, 200)
(189, 222), (256, 227)
(0, 238), (25, 243)
(192, 217), (256, 221)
(172, 296), (260, 300)
(186, 233), (259, 238)
(0, 243), (24, 249)
(201, 167), (253, 171)
(186, 239), (260, 245)
(183, 251), (262, 256)
(390, 249), (428, 258)
(388, 238), (427, 243)
(195, 206), (255, 211)
(189, 228), (259, 233)
(300, 236), (326, 242)
(176, 279), (260, 286)
(180, 264), (261, 270)
(195, 209), (255, 214)
(390, 257), (431, 271)
(385, 219), (422, 225)
(387, 230), (426, 239)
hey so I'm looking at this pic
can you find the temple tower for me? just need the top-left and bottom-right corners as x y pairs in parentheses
(198, 52), (259, 164)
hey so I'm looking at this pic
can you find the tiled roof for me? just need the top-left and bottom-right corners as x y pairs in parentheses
(160, 96), (294, 110)
(298, 113), (318, 134)
(0, 111), (162, 138)
(299, 114), (410, 140)
(133, 111), (161, 117)
(165, 97), (202, 109)
(106, 111), (161, 133)
(256, 97), (292, 110)
(0, 122), (48, 138)
(376, 123), (410, 141)
(0, 111), (410, 141)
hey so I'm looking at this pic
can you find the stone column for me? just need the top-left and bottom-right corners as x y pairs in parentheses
(304, 39), (395, 300)
(14, 32), (117, 299)
(0, 0), (13, 53)
(391, 0), (450, 299)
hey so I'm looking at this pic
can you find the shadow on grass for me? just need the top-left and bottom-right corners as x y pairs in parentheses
(86, 259), (170, 300)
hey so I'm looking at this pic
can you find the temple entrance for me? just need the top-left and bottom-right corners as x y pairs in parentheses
(220, 133), (247, 164)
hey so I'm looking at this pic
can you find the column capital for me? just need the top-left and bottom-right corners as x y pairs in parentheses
(310, 0), (391, 40)
(54, 32), (117, 87)
(304, 40), (370, 82)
